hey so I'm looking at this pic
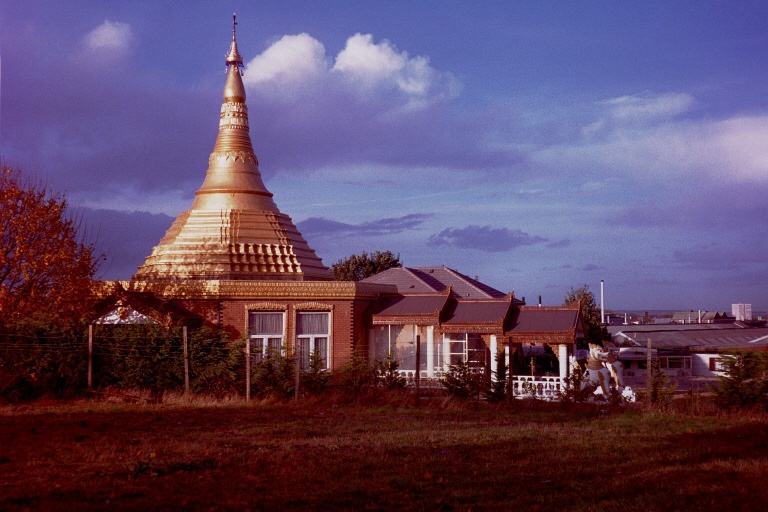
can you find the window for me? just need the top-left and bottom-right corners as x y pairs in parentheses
(297, 312), (330, 370)
(248, 312), (284, 361)
(709, 357), (726, 372)
(659, 356), (691, 370)
(442, 333), (486, 370)
(370, 325), (428, 373)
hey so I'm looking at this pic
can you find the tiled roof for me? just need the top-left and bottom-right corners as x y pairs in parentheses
(442, 299), (511, 325)
(361, 267), (507, 299)
(506, 307), (580, 333)
(369, 294), (449, 317)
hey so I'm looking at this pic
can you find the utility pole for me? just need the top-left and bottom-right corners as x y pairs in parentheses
(600, 279), (605, 325)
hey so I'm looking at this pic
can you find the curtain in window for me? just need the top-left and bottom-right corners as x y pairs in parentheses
(299, 337), (311, 369)
(252, 338), (264, 360)
(266, 337), (282, 356)
(296, 312), (329, 335)
(372, 327), (389, 361)
(249, 312), (283, 335)
(298, 337), (328, 369)
(315, 337), (328, 364)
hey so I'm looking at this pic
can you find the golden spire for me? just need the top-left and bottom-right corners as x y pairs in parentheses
(133, 16), (331, 282)
(226, 14), (243, 69)
(223, 13), (246, 103)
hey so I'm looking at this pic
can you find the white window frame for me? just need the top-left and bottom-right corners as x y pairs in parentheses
(441, 333), (485, 371)
(369, 324), (425, 375)
(248, 311), (286, 361)
(297, 312), (331, 370)
(659, 356), (691, 370)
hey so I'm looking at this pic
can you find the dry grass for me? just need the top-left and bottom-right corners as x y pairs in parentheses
(1, 395), (767, 511)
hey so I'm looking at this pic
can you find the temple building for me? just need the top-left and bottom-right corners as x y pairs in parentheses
(95, 17), (584, 392)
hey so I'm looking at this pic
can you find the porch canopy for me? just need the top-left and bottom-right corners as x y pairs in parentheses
(368, 290), (450, 326)
(503, 307), (584, 345)
(438, 296), (513, 335)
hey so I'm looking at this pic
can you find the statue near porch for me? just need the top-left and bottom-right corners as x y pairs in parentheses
(582, 344), (637, 402)
(585, 343), (612, 396)
(606, 350), (624, 389)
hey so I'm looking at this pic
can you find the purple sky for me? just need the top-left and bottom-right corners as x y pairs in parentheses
(2, 1), (767, 311)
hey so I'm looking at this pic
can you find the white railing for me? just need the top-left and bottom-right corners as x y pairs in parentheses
(511, 376), (564, 399)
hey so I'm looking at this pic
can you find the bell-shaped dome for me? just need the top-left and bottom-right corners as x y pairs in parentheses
(134, 16), (331, 282)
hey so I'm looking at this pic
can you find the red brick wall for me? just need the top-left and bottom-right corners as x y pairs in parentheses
(169, 297), (375, 371)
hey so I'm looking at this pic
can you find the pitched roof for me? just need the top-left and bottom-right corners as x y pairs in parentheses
(506, 307), (581, 334)
(361, 267), (508, 299)
(442, 299), (512, 325)
(91, 287), (201, 328)
(369, 294), (449, 319)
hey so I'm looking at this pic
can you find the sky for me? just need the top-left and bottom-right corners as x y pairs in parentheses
(2, 1), (767, 312)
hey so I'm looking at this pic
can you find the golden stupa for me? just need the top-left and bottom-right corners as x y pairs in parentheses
(134, 16), (331, 281)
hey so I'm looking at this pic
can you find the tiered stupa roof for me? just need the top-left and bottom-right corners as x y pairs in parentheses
(134, 16), (331, 281)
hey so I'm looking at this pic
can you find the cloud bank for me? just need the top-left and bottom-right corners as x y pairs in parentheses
(298, 213), (432, 237)
(428, 226), (548, 253)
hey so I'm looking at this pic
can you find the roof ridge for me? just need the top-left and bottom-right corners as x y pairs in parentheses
(404, 267), (441, 292)
(442, 267), (492, 298)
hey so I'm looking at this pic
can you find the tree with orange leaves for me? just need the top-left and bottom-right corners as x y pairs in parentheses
(0, 164), (102, 330)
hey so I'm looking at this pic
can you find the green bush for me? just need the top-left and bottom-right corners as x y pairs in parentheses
(484, 351), (508, 402)
(301, 351), (331, 395)
(0, 323), (242, 401)
(645, 360), (677, 406)
(712, 351), (768, 409)
(0, 322), (87, 402)
(376, 354), (407, 390)
(251, 352), (295, 399)
(557, 360), (595, 403)
(441, 361), (487, 399)
(94, 325), (241, 395)
(187, 328), (241, 396)
(338, 356), (378, 395)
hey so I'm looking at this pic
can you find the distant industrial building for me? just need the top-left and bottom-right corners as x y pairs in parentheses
(732, 303), (753, 322)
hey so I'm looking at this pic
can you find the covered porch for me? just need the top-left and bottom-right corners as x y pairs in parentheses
(503, 306), (586, 399)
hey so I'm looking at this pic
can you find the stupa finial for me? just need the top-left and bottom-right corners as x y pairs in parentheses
(225, 12), (243, 74)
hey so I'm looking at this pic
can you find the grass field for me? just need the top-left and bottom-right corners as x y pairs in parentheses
(1, 395), (767, 511)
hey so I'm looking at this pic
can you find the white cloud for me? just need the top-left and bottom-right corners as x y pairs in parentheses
(243, 33), (327, 86)
(537, 114), (768, 183)
(602, 92), (694, 121)
(243, 32), (458, 108)
(83, 20), (135, 55)
(333, 33), (448, 99)
(583, 92), (695, 137)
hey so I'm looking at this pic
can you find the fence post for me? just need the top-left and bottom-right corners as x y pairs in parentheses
(646, 337), (652, 407)
(245, 337), (251, 401)
(415, 331), (421, 398)
(294, 337), (300, 400)
(88, 324), (93, 389)
(183, 326), (190, 395)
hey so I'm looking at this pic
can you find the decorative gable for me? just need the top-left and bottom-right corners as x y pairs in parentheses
(93, 302), (159, 325)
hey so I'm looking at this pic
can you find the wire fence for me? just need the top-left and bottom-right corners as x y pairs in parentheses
(0, 325), (243, 401)
(0, 325), (447, 401)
